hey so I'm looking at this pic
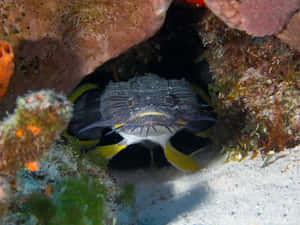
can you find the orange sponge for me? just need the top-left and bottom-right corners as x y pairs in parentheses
(0, 41), (14, 100)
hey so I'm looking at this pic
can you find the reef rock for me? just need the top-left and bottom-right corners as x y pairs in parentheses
(204, 0), (300, 37)
(0, 90), (72, 179)
(0, 0), (172, 117)
(277, 11), (300, 53)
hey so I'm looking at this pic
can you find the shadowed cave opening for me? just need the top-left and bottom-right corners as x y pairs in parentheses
(68, 4), (218, 170)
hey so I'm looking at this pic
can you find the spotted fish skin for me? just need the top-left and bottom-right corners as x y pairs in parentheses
(100, 75), (209, 136)
(78, 75), (215, 172)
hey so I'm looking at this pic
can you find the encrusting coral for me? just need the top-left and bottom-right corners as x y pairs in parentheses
(0, 90), (73, 179)
(197, 11), (300, 161)
(0, 41), (14, 101)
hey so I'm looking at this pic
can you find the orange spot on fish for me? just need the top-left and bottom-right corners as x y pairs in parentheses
(27, 125), (41, 135)
(15, 129), (23, 138)
(26, 161), (39, 172)
(0, 41), (14, 101)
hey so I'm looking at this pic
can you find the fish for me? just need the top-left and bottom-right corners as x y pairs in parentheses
(67, 74), (216, 172)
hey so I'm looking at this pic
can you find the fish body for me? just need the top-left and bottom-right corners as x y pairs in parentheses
(69, 75), (215, 172)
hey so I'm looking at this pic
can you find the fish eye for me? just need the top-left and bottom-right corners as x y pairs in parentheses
(128, 97), (136, 108)
(164, 94), (177, 106)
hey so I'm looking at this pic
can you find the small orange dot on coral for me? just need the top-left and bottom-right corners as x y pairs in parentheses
(27, 125), (41, 135)
(36, 94), (44, 101)
(26, 161), (39, 172)
(15, 129), (23, 138)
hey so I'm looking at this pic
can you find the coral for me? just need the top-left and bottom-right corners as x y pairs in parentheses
(1, 136), (119, 224)
(204, 0), (300, 37)
(197, 11), (300, 160)
(222, 68), (299, 157)
(0, 90), (73, 179)
(0, 0), (172, 118)
(0, 41), (14, 101)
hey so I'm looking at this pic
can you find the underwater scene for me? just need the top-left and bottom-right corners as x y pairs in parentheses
(0, 0), (299, 225)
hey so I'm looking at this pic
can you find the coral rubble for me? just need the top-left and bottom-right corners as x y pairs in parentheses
(0, 41), (14, 101)
(0, 90), (72, 179)
(197, 11), (300, 160)
(0, 0), (172, 118)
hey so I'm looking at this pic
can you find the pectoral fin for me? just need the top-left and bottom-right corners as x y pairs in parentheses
(163, 142), (204, 172)
(94, 143), (127, 159)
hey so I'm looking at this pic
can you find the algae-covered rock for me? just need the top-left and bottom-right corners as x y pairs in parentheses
(0, 90), (73, 178)
(197, 11), (300, 160)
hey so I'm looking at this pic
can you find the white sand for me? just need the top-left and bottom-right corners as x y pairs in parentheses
(113, 146), (300, 225)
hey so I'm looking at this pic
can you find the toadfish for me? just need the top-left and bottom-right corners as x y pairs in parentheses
(67, 74), (215, 172)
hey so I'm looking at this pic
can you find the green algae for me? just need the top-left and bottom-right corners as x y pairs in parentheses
(21, 175), (107, 225)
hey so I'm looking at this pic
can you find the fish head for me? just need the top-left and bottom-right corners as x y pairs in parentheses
(79, 75), (215, 137)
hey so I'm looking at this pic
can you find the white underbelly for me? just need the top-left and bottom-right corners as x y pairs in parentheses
(119, 132), (172, 147)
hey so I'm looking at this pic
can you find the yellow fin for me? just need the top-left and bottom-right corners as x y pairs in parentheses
(164, 142), (204, 172)
(68, 83), (99, 103)
(94, 144), (127, 159)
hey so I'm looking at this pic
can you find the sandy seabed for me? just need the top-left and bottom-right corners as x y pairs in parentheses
(113, 145), (300, 225)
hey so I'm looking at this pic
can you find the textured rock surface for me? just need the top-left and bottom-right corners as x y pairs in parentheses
(277, 11), (300, 52)
(204, 0), (300, 37)
(0, 0), (172, 118)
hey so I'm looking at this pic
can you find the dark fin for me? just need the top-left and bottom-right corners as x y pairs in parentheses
(170, 129), (211, 155)
(186, 119), (216, 133)
(78, 120), (115, 134)
(65, 83), (103, 146)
